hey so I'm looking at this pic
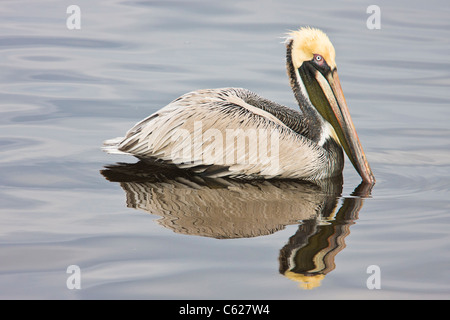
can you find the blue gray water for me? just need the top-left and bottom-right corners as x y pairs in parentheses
(1, 0), (450, 299)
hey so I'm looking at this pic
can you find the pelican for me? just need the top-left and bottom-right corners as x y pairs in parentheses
(103, 27), (375, 184)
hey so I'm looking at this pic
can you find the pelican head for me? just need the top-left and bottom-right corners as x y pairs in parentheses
(286, 27), (375, 184)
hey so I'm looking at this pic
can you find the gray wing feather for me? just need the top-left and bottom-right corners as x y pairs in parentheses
(103, 88), (327, 179)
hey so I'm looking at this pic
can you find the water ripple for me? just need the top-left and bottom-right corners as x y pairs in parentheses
(0, 36), (129, 50)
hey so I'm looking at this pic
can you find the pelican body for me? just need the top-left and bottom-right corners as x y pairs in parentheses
(104, 27), (375, 184)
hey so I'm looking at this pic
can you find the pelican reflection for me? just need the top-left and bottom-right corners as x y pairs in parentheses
(101, 161), (372, 289)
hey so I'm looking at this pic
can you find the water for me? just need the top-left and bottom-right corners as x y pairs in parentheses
(1, 0), (450, 299)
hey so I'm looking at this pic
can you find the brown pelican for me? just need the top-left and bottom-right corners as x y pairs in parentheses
(103, 27), (375, 184)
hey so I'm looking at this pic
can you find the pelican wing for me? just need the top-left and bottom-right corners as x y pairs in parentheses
(103, 88), (327, 179)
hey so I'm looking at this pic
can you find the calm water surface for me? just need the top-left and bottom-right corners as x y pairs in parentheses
(1, 0), (450, 299)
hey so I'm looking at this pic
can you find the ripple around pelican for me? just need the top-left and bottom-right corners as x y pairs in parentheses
(367, 165), (450, 200)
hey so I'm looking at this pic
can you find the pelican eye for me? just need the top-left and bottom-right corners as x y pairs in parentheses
(313, 54), (324, 65)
